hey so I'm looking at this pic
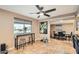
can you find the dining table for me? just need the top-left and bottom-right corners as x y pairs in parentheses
(65, 34), (71, 41)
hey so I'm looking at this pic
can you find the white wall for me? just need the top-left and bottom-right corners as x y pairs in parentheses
(50, 19), (75, 34)
(0, 9), (39, 50)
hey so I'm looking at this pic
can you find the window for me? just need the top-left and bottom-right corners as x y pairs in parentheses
(14, 23), (24, 34)
(14, 18), (32, 36)
(25, 24), (31, 33)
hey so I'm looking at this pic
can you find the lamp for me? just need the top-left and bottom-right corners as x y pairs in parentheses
(40, 13), (44, 15)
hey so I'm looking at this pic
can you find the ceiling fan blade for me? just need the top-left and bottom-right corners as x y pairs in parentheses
(44, 13), (50, 17)
(45, 8), (56, 13)
(36, 5), (41, 10)
(29, 12), (40, 14)
(37, 15), (40, 18)
(37, 12), (40, 14)
(40, 7), (44, 10)
(36, 5), (43, 10)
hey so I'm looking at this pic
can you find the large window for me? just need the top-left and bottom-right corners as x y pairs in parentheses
(14, 18), (32, 36)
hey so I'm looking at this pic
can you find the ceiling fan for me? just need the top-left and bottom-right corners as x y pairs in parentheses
(29, 5), (56, 18)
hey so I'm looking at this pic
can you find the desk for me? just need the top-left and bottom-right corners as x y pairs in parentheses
(15, 33), (35, 50)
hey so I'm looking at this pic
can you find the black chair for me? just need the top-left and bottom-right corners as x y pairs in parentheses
(67, 32), (72, 41)
(62, 31), (66, 34)
(53, 31), (58, 39)
(58, 32), (66, 40)
(0, 43), (8, 54)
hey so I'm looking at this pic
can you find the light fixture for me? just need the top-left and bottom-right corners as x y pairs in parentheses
(40, 13), (44, 15)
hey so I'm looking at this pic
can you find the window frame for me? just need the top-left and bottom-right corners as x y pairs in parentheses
(14, 17), (32, 35)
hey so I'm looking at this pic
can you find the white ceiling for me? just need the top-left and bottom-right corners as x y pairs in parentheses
(0, 5), (78, 20)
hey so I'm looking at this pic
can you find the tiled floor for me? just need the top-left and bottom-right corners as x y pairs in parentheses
(9, 39), (76, 54)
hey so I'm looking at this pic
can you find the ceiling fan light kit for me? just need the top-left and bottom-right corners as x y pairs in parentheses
(40, 13), (44, 15)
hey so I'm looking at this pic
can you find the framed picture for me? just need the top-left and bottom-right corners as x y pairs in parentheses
(40, 21), (48, 34)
